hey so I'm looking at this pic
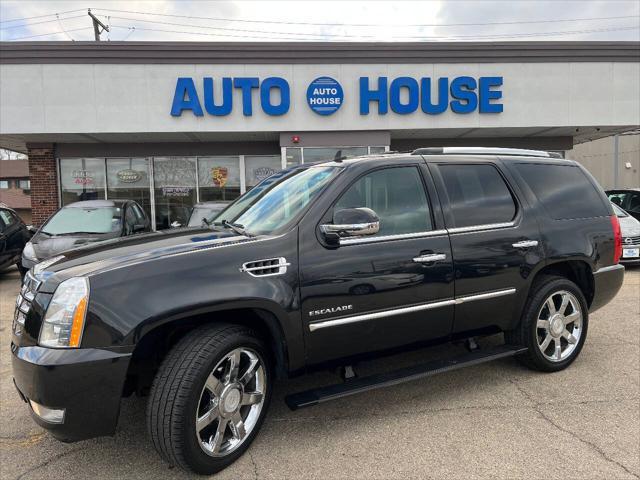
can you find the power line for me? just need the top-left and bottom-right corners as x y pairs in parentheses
(107, 15), (378, 39)
(103, 15), (640, 41)
(110, 25), (332, 41)
(0, 8), (85, 24)
(0, 14), (86, 31)
(56, 14), (75, 41)
(109, 23), (639, 42)
(92, 8), (640, 28)
(7, 27), (93, 41)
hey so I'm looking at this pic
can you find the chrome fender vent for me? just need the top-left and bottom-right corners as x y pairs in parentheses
(240, 257), (290, 277)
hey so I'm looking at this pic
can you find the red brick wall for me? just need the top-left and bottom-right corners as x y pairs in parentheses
(27, 144), (58, 226)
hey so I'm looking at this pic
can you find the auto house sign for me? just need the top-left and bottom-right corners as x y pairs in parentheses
(117, 169), (143, 183)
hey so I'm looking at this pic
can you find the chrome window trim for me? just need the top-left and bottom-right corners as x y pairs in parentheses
(309, 287), (517, 331)
(339, 229), (448, 246)
(447, 222), (515, 234)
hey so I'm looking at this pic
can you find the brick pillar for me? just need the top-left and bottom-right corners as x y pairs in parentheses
(27, 143), (59, 226)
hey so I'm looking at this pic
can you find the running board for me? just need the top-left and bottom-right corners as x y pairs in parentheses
(285, 344), (527, 410)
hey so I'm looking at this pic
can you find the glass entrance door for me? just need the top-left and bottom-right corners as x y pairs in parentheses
(153, 157), (197, 229)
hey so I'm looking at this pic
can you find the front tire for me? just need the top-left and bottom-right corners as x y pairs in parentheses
(506, 275), (589, 372)
(147, 324), (271, 475)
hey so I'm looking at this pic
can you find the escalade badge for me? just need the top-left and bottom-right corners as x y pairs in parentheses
(309, 305), (353, 317)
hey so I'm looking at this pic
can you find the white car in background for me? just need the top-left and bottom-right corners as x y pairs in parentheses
(612, 202), (640, 265)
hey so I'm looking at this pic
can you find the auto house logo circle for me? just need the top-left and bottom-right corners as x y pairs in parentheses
(306, 76), (344, 115)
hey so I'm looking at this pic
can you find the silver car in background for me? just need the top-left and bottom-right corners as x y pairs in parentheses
(613, 202), (640, 264)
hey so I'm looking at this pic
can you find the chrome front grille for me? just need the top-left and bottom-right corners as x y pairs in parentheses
(623, 235), (640, 246)
(13, 272), (40, 336)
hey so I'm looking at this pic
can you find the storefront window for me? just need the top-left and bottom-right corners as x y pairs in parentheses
(245, 155), (281, 189)
(153, 157), (197, 229)
(60, 158), (106, 205)
(198, 156), (241, 202)
(369, 146), (387, 154)
(106, 158), (151, 219)
(285, 148), (302, 168)
(302, 147), (368, 163)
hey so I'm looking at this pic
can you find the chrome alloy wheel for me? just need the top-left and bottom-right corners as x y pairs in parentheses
(536, 290), (583, 362)
(195, 348), (266, 457)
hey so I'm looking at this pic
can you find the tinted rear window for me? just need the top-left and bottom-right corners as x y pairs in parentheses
(516, 164), (608, 220)
(437, 163), (517, 228)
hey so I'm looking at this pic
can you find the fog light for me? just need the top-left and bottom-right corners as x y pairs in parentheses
(29, 399), (65, 424)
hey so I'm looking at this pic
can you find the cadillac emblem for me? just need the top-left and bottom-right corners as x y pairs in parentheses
(211, 167), (228, 187)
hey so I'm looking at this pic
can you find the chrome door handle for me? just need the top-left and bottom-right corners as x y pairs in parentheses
(512, 240), (539, 248)
(413, 253), (447, 263)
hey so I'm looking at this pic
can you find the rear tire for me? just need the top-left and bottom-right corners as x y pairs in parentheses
(506, 275), (589, 372)
(147, 323), (271, 475)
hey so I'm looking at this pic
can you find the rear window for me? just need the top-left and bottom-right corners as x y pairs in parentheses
(436, 164), (517, 228)
(516, 164), (608, 220)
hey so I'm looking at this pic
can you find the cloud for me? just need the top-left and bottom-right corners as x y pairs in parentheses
(0, 0), (638, 42)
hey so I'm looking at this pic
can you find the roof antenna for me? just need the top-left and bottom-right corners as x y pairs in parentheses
(333, 149), (345, 163)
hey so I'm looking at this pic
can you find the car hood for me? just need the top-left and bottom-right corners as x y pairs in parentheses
(619, 215), (640, 237)
(32, 232), (119, 261)
(40, 227), (254, 286)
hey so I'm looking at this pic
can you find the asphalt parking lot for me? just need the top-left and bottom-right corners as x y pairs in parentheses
(1, 265), (638, 480)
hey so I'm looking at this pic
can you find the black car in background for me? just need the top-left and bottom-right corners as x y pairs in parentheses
(21, 199), (150, 271)
(187, 201), (229, 227)
(0, 203), (30, 273)
(607, 188), (640, 221)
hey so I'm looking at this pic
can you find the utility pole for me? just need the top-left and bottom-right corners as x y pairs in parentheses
(88, 9), (109, 41)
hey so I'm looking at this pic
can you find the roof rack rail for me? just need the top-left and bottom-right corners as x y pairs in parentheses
(411, 147), (563, 159)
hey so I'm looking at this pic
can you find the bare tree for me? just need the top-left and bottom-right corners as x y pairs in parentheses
(0, 148), (27, 160)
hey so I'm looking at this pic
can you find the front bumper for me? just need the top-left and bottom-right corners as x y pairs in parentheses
(590, 264), (625, 312)
(11, 343), (131, 442)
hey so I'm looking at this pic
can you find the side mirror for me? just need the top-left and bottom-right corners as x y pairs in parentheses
(26, 225), (37, 233)
(320, 207), (380, 244)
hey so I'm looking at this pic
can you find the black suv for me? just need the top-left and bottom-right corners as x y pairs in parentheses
(11, 148), (624, 475)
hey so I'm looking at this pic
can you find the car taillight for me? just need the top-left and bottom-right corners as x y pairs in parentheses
(610, 215), (622, 264)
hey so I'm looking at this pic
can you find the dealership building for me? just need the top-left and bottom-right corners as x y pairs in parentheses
(0, 41), (638, 228)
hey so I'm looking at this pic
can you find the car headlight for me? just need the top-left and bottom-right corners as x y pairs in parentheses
(39, 277), (89, 348)
(22, 242), (38, 261)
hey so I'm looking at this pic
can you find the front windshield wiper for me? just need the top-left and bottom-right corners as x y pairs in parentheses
(213, 219), (254, 237)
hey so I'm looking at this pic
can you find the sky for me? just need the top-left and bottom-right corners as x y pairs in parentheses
(0, 0), (639, 42)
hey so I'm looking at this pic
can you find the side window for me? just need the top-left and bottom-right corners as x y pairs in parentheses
(437, 164), (516, 228)
(333, 166), (432, 236)
(0, 210), (16, 228)
(124, 207), (137, 233)
(627, 192), (640, 214)
(515, 164), (608, 220)
(132, 204), (146, 222)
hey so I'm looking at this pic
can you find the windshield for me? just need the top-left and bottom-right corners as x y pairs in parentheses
(612, 203), (628, 218)
(608, 191), (640, 214)
(42, 207), (122, 235)
(217, 166), (340, 235)
(188, 206), (225, 227)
